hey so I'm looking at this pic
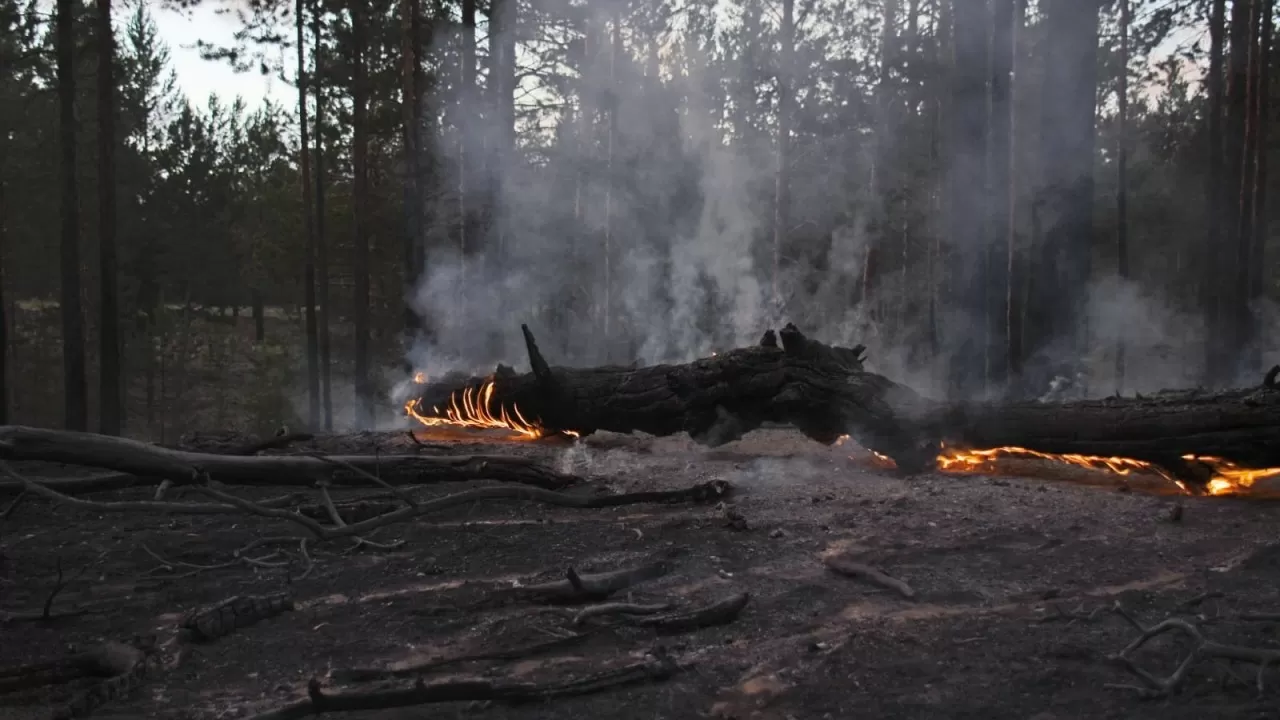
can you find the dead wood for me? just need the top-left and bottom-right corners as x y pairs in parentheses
(573, 601), (674, 625)
(824, 555), (916, 599)
(179, 593), (295, 642)
(331, 632), (596, 683)
(622, 592), (751, 633)
(0, 640), (148, 720)
(413, 324), (1280, 484)
(227, 432), (315, 456)
(251, 652), (680, 720)
(0, 425), (577, 495)
(515, 560), (673, 605)
(1107, 602), (1280, 698)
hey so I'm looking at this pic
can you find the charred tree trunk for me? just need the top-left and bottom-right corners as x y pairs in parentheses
(313, 5), (333, 431)
(1220, 0), (1254, 382)
(773, 0), (794, 316)
(351, 0), (373, 428)
(1115, 0), (1130, 393)
(459, 0), (477, 313)
(1234, 0), (1264, 371)
(298, 0), (320, 430)
(1025, 0), (1100, 395)
(1205, 0), (1228, 384)
(97, 0), (120, 436)
(988, 0), (1015, 392)
(944, 0), (989, 399)
(862, 0), (899, 316)
(0, 136), (8, 425)
(412, 325), (1280, 489)
(57, 0), (87, 431)
(1248, 0), (1274, 373)
(400, 0), (421, 357)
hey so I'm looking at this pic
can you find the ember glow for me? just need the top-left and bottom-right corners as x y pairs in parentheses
(844, 439), (1280, 497)
(404, 374), (578, 441)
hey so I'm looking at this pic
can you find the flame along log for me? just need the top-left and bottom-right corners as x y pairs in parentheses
(408, 325), (1280, 494)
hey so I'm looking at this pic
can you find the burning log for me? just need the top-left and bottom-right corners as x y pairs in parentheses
(408, 324), (1280, 495)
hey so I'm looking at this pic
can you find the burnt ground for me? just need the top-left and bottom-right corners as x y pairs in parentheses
(4, 428), (1280, 720)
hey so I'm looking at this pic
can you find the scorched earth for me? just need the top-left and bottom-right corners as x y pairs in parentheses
(3, 426), (1280, 720)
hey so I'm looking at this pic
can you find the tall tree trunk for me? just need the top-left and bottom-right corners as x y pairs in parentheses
(944, 0), (989, 400)
(459, 0), (476, 315)
(351, 0), (372, 427)
(1234, 0), (1263, 371)
(1205, 0), (1228, 383)
(486, 0), (516, 357)
(987, 0), (1015, 392)
(1221, 0), (1253, 382)
(1115, 0), (1130, 393)
(773, 0), (794, 318)
(57, 0), (87, 431)
(1025, 0), (1100, 395)
(314, 5), (333, 431)
(602, 19), (617, 358)
(0, 139), (9, 425)
(400, 0), (420, 360)
(298, 0), (319, 429)
(97, 0), (120, 435)
(1248, 0), (1273, 374)
(861, 0), (899, 316)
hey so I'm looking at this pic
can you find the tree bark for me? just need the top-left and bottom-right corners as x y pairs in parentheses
(57, 0), (88, 431)
(298, 0), (320, 430)
(1220, 0), (1253, 382)
(411, 325), (1280, 488)
(97, 0), (120, 436)
(1115, 0), (1130, 393)
(1025, 0), (1100, 394)
(1205, 0), (1228, 383)
(0, 134), (8, 425)
(351, 0), (372, 428)
(944, 0), (989, 399)
(313, 4), (333, 431)
(400, 0), (421, 354)
(773, 0), (794, 316)
(988, 0), (1015, 391)
(861, 0), (899, 316)
(459, 0), (477, 315)
(1248, 0), (1273, 373)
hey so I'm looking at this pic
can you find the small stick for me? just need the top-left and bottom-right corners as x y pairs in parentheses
(573, 602), (674, 626)
(823, 555), (915, 599)
(305, 452), (416, 508)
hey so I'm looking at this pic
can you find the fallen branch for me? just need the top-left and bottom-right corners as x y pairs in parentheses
(623, 592), (751, 633)
(331, 631), (595, 683)
(252, 651), (680, 720)
(823, 555), (916, 599)
(573, 602), (674, 626)
(0, 426), (577, 495)
(1107, 603), (1280, 698)
(179, 593), (295, 642)
(516, 561), (673, 605)
(0, 640), (148, 720)
(227, 432), (315, 456)
(142, 543), (291, 580)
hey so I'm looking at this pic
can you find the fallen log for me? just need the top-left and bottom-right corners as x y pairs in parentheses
(411, 323), (1280, 486)
(0, 426), (576, 495)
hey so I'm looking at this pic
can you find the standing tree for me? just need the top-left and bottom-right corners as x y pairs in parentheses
(773, 0), (794, 316)
(1247, 0), (1273, 372)
(1025, 0), (1101, 393)
(351, 0), (373, 428)
(313, 4), (333, 431)
(57, 0), (88, 431)
(297, 0), (320, 429)
(945, 0), (989, 399)
(1114, 0), (1130, 393)
(988, 0), (1015, 391)
(400, 0), (420, 355)
(1205, 0), (1228, 382)
(98, 0), (121, 435)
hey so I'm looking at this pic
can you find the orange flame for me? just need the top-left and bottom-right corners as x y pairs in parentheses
(404, 375), (580, 440)
(405, 379), (545, 440)
(934, 445), (1280, 497)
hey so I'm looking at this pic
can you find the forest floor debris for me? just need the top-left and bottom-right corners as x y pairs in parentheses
(3, 427), (1280, 719)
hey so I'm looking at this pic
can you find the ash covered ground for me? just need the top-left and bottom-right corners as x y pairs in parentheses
(3, 428), (1280, 719)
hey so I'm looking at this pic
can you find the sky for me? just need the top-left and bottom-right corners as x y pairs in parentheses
(152, 2), (284, 109)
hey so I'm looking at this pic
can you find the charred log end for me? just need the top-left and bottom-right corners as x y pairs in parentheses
(307, 677), (327, 703)
(759, 329), (778, 348)
(778, 323), (808, 355)
(494, 363), (518, 379)
(1264, 365), (1280, 389)
(520, 324), (555, 385)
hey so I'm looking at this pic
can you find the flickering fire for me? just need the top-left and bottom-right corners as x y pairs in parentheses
(404, 373), (578, 441)
(405, 377), (545, 440)
(846, 440), (1280, 497)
